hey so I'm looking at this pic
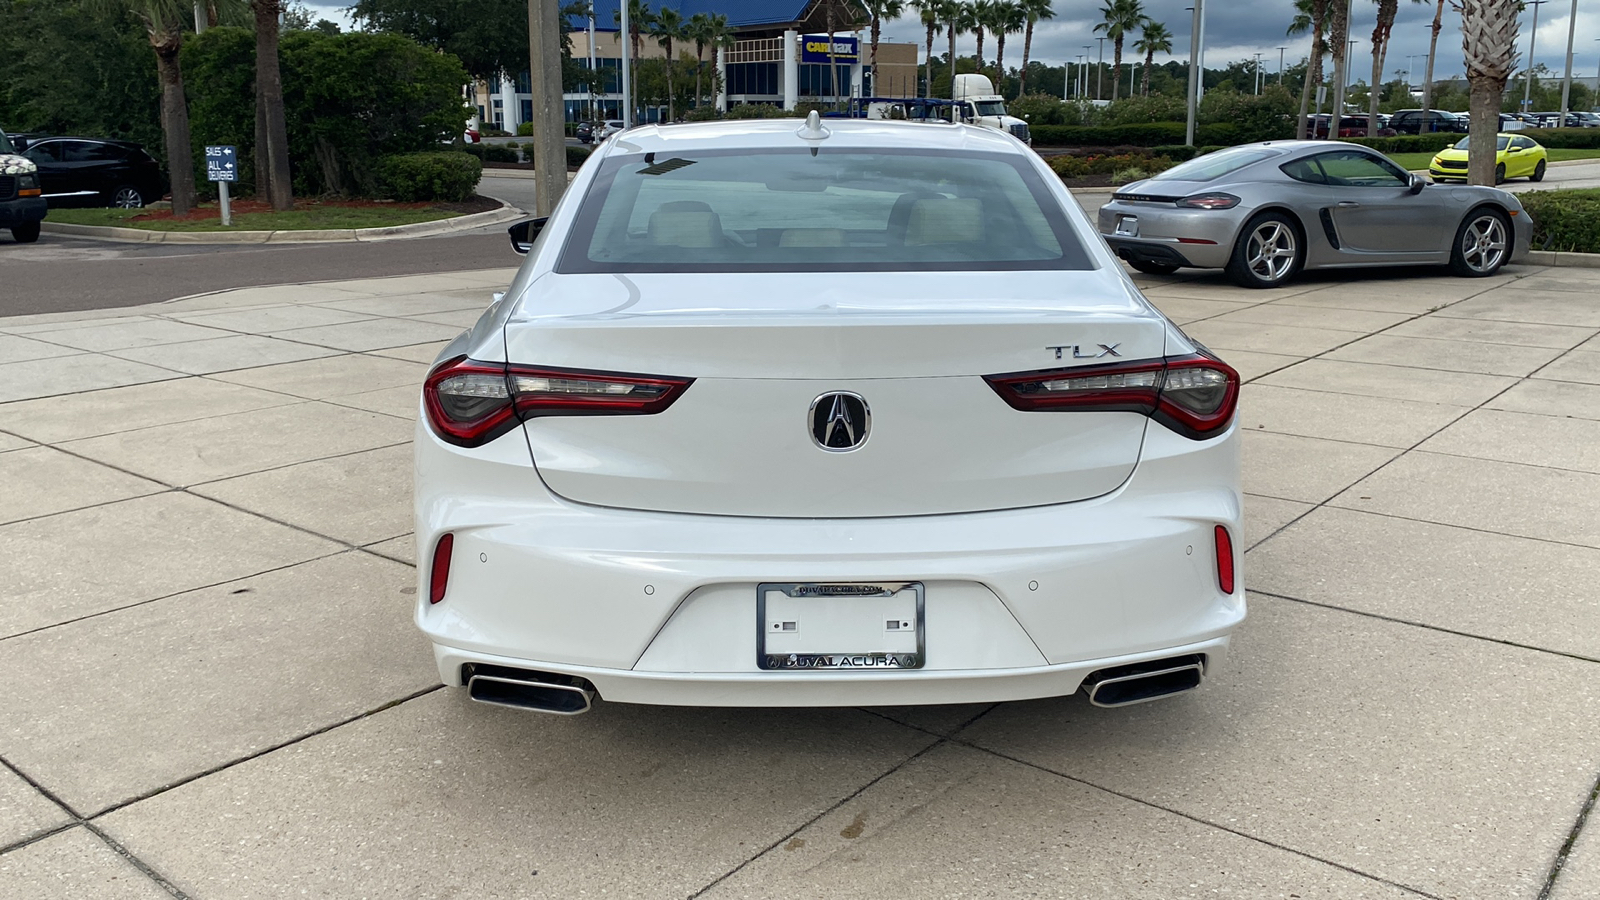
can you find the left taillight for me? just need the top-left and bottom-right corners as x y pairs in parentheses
(422, 355), (693, 448)
(984, 353), (1239, 440)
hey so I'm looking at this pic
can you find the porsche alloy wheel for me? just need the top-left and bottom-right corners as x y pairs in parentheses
(1450, 209), (1510, 277)
(1226, 213), (1303, 289)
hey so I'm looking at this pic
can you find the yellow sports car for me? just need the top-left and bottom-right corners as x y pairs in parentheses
(1429, 133), (1547, 184)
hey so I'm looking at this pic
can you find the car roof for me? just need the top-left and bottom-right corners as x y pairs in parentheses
(599, 118), (1024, 155)
(28, 136), (145, 149)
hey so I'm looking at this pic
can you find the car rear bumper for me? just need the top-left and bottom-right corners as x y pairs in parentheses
(415, 417), (1245, 707)
(1098, 203), (1238, 269)
(0, 197), (47, 227)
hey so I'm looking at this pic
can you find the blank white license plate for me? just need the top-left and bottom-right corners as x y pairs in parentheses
(757, 582), (924, 671)
(1115, 215), (1140, 237)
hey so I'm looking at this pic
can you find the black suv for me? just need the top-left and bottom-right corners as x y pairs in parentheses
(0, 130), (47, 243)
(1388, 109), (1469, 135)
(20, 136), (167, 208)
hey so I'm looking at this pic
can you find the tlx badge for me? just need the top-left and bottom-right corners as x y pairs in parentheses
(1046, 343), (1122, 360)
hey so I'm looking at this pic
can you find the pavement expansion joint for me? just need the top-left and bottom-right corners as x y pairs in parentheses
(1539, 770), (1600, 900)
(944, 737), (1447, 900)
(684, 713), (975, 900)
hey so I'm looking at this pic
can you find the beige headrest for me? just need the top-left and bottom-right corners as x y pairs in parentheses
(648, 203), (722, 247)
(904, 197), (983, 246)
(778, 228), (844, 247)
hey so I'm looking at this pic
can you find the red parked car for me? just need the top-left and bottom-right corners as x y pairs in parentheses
(1305, 115), (1398, 139)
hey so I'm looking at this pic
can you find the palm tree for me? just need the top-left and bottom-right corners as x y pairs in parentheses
(1289, 0), (1331, 139)
(252, 0), (291, 210)
(687, 12), (712, 107)
(1326, 0), (1349, 119)
(614, 0), (653, 116)
(911, 0), (944, 98)
(649, 6), (686, 119)
(1016, 0), (1055, 97)
(960, 0), (985, 81)
(863, 0), (905, 96)
(991, 0), (1025, 94)
(1093, 0), (1144, 102)
(941, 0), (968, 95)
(820, 0), (866, 106)
(1420, 0), (1446, 129)
(101, 0), (232, 215)
(1368, 0), (1424, 136)
(1459, 0), (1518, 185)
(1132, 19), (1171, 96)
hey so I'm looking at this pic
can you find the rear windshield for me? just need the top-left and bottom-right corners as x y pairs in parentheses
(556, 148), (1091, 273)
(1151, 146), (1283, 183)
(1453, 136), (1510, 151)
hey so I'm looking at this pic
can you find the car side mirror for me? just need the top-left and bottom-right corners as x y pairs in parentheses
(1408, 174), (1428, 195)
(508, 217), (547, 255)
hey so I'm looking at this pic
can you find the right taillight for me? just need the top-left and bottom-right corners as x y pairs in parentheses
(429, 533), (453, 604)
(423, 355), (694, 448)
(985, 353), (1239, 440)
(1214, 525), (1235, 594)
(1176, 192), (1241, 210)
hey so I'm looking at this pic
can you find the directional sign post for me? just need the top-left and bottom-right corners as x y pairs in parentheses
(205, 145), (238, 226)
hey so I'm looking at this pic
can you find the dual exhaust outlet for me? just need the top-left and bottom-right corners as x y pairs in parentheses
(463, 655), (1205, 715)
(1081, 655), (1205, 708)
(465, 664), (596, 715)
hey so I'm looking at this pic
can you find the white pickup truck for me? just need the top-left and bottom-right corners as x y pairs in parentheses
(952, 74), (1031, 144)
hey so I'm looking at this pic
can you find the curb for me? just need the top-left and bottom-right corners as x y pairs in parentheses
(37, 198), (524, 245)
(1525, 249), (1600, 268)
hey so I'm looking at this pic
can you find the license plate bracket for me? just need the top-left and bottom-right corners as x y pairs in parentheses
(757, 582), (925, 671)
(1115, 215), (1140, 237)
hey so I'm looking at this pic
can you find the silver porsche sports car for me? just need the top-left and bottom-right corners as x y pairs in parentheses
(1098, 141), (1532, 288)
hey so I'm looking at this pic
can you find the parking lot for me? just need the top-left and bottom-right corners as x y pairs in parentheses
(1, 260), (1598, 899)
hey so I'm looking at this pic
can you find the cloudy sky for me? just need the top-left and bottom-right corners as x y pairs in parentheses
(875, 0), (1600, 87)
(312, 1), (1600, 86)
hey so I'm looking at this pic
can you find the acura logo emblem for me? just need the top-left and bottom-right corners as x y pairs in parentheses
(809, 392), (870, 452)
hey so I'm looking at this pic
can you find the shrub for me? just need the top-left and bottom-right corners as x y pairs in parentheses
(1010, 94), (1072, 127)
(1031, 122), (1187, 147)
(1048, 152), (1173, 179)
(479, 144), (520, 163)
(1523, 127), (1600, 150)
(725, 103), (793, 119)
(1197, 86), (1296, 143)
(516, 121), (534, 136)
(683, 105), (721, 122)
(1343, 134), (1456, 153)
(1151, 144), (1200, 161)
(1111, 166), (1150, 184)
(566, 145), (591, 168)
(1518, 188), (1600, 253)
(373, 151), (482, 202)
(1099, 95), (1185, 126)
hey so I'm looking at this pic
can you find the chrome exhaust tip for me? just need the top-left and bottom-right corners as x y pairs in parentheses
(1083, 655), (1205, 708)
(465, 665), (596, 715)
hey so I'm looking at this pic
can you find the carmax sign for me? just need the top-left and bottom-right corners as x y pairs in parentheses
(801, 35), (859, 63)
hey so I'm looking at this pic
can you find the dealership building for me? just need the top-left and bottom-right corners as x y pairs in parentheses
(473, 0), (919, 128)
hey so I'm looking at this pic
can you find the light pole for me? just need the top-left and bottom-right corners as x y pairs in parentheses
(1559, 0), (1577, 119)
(1277, 46), (1287, 84)
(1185, 1), (1203, 146)
(1405, 54), (1428, 92)
(1082, 45), (1092, 98)
(1096, 36), (1106, 100)
(1523, 0), (1547, 113)
(1253, 52), (1263, 94)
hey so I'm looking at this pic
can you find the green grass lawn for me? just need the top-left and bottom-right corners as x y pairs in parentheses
(46, 202), (464, 232)
(1388, 147), (1600, 171)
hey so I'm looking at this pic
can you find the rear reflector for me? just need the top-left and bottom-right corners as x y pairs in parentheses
(423, 356), (694, 447)
(429, 533), (454, 604)
(984, 353), (1240, 440)
(1214, 525), (1235, 594)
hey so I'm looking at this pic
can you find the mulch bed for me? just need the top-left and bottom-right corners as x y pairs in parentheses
(123, 194), (501, 222)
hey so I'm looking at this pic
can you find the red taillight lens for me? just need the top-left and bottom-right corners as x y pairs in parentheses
(429, 533), (454, 604)
(1176, 192), (1241, 210)
(1214, 525), (1235, 594)
(422, 356), (693, 447)
(984, 353), (1239, 440)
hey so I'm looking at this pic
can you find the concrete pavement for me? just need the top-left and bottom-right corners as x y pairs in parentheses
(1, 262), (1599, 898)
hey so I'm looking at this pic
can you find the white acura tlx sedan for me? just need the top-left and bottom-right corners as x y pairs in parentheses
(415, 115), (1244, 715)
